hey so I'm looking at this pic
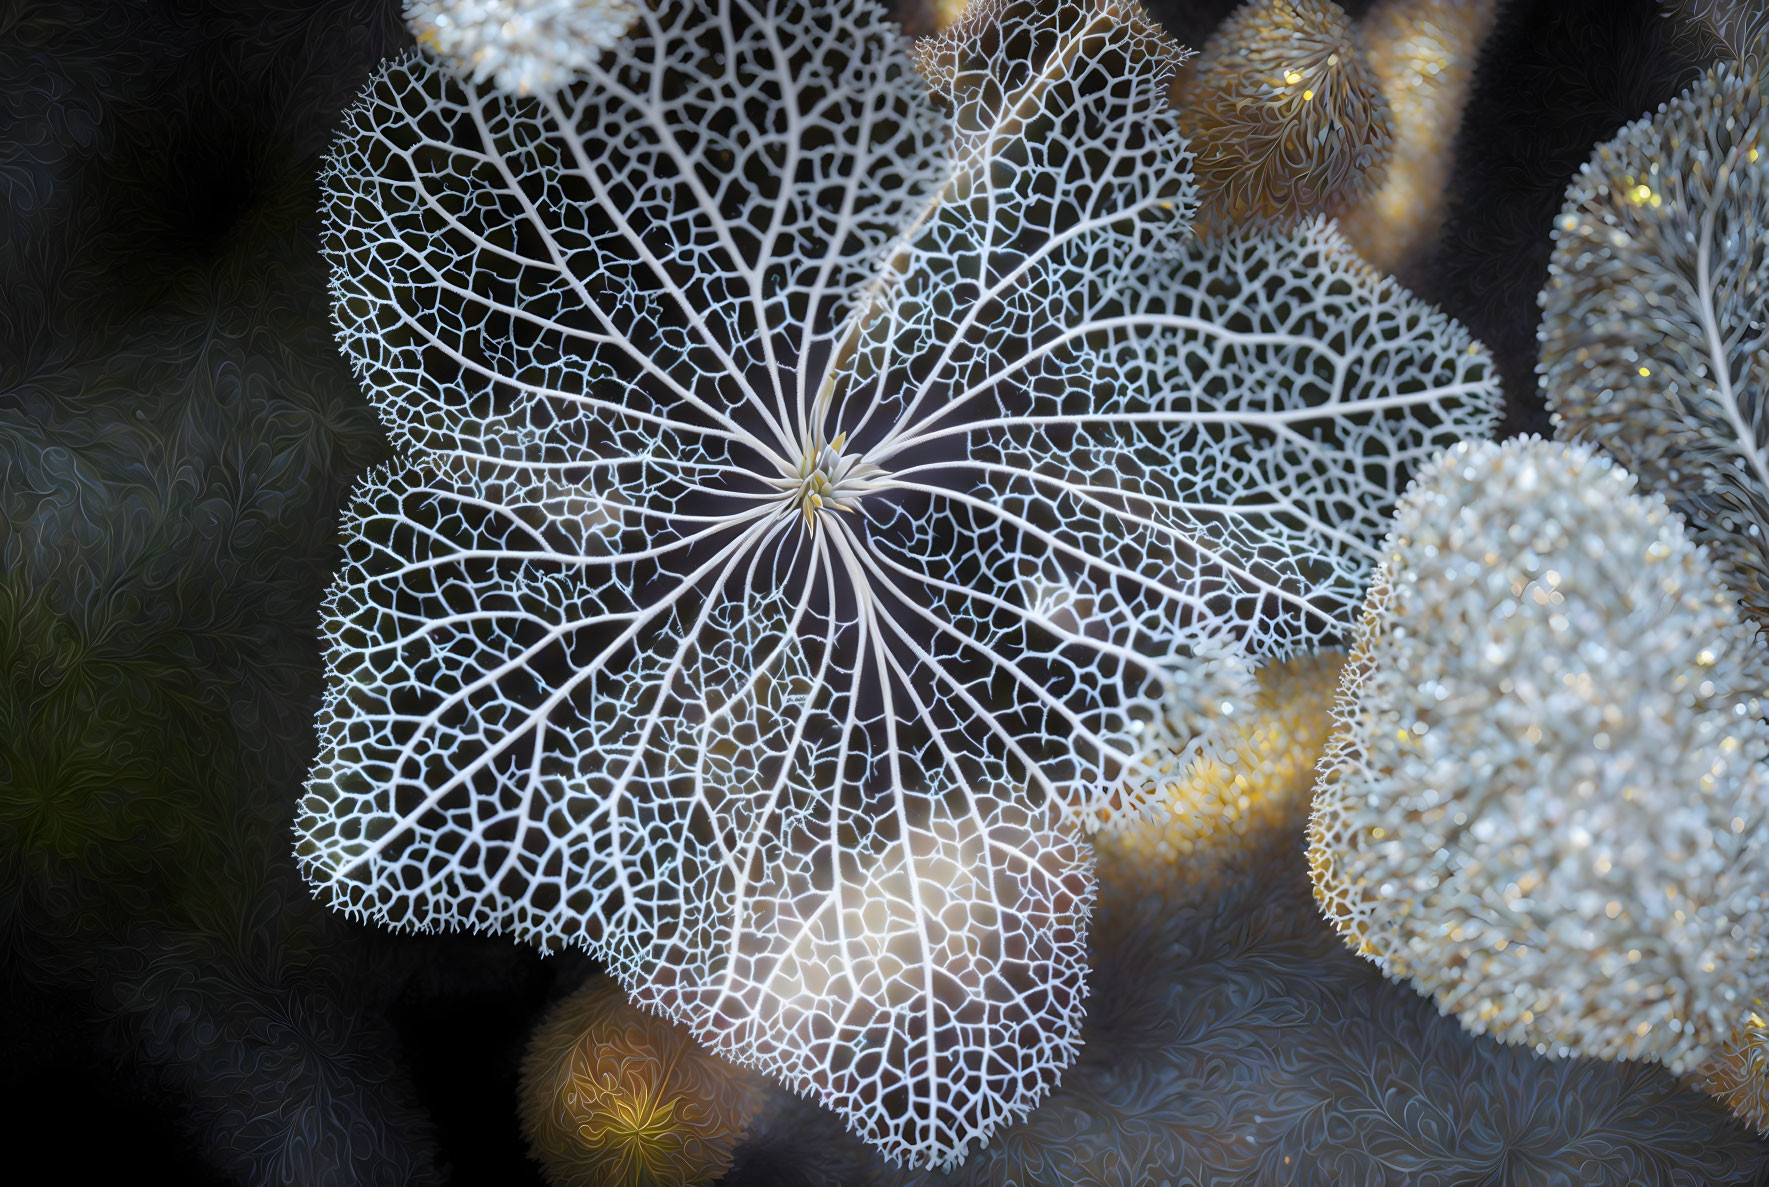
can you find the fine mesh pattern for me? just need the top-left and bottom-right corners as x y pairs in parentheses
(299, 0), (1501, 1165)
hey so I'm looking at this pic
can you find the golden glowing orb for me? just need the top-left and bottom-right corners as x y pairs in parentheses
(519, 979), (767, 1187)
(1098, 649), (1345, 892)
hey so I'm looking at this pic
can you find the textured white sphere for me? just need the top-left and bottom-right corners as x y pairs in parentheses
(406, 0), (641, 95)
(1540, 53), (1769, 626)
(1309, 436), (1769, 1074)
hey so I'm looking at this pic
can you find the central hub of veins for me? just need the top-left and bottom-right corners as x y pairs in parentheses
(780, 432), (887, 530)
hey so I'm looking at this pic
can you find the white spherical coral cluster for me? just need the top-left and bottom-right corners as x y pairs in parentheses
(405, 0), (641, 95)
(1309, 437), (1769, 1075)
(1541, 53), (1769, 627)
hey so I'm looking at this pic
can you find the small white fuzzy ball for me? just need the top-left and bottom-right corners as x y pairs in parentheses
(406, 0), (641, 95)
(1309, 436), (1769, 1075)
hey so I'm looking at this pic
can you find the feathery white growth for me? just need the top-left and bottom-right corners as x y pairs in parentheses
(303, 0), (1500, 1165)
(405, 0), (641, 94)
(1541, 55), (1769, 624)
(1310, 437), (1769, 1075)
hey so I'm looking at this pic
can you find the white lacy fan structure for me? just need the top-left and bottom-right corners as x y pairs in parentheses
(298, 0), (1500, 1166)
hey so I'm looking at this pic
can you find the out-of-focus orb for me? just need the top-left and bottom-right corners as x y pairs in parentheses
(405, 0), (641, 96)
(1309, 436), (1769, 1076)
(1338, 0), (1501, 277)
(899, 0), (970, 36)
(1098, 650), (1344, 892)
(519, 978), (767, 1187)
(1174, 0), (1392, 231)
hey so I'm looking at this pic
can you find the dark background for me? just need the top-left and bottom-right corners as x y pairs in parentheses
(1, 0), (1760, 1183)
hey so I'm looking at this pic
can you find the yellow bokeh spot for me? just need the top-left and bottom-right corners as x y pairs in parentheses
(1336, 0), (1501, 272)
(520, 980), (766, 1187)
(1097, 650), (1345, 893)
(1631, 183), (1653, 204)
(1638, 366), (1651, 378)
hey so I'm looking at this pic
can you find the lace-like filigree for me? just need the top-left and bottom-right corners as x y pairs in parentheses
(299, 0), (1499, 1164)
